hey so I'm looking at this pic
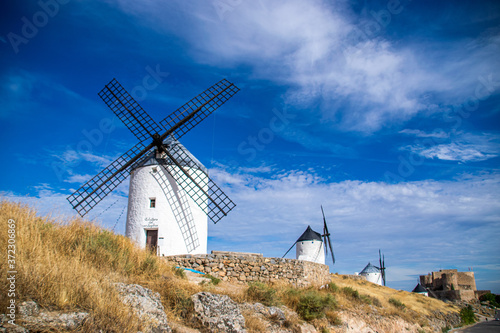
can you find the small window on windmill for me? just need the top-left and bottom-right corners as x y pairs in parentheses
(149, 198), (156, 208)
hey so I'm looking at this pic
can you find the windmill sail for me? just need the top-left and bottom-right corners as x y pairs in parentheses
(160, 79), (239, 140)
(67, 141), (149, 216)
(379, 249), (386, 286)
(321, 205), (335, 266)
(68, 78), (239, 223)
(159, 140), (235, 224)
(99, 78), (163, 142)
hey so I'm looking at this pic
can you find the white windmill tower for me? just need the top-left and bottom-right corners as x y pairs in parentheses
(359, 250), (386, 286)
(295, 226), (325, 264)
(67, 79), (240, 256)
(282, 206), (335, 266)
(126, 138), (210, 255)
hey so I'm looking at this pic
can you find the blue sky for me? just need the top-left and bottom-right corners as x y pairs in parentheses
(1, 0), (499, 293)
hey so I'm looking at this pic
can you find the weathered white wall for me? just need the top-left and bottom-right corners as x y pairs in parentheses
(361, 272), (382, 285)
(126, 164), (208, 256)
(296, 240), (325, 265)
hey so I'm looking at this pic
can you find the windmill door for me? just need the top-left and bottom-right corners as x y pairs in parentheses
(146, 230), (158, 254)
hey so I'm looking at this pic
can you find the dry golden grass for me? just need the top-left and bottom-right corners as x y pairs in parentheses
(330, 274), (458, 317)
(241, 310), (268, 332)
(0, 199), (180, 332)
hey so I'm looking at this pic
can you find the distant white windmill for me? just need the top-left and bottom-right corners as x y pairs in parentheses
(359, 250), (386, 286)
(282, 206), (335, 266)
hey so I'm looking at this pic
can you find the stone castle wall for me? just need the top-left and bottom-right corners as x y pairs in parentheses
(420, 269), (478, 301)
(165, 251), (331, 287)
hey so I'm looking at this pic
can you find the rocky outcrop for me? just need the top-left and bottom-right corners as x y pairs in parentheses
(191, 292), (246, 333)
(0, 301), (89, 332)
(114, 283), (172, 333)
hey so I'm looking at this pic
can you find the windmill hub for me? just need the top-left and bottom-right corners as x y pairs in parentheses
(152, 133), (163, 151)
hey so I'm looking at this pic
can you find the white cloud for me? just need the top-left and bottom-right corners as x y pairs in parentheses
(399, 129), (449, 139)
(107, 0), (500, 141)
(402, 132), (500, 162)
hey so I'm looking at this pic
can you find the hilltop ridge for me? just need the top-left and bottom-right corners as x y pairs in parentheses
(0, 199), (468, 332)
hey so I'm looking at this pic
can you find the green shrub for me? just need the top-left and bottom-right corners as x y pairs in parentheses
(441, 326), (451, 333)
(360, 294), (379, 305)
(296, 291), (337, 321)
(389, 297), (406, 310)
(341, 286), (360, 300)
(327, 283), (339, 293)
(459, 305), (476, 326)
(172, 267), (186, 279)
(479, 292), (500, 307)
(246, 282), (279, 306)
(205, 274), (221, 285)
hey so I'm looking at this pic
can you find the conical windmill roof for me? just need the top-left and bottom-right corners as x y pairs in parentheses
(296, 225), (322, 242)
(360, 262), (380, 274)
(134, 136), (208, 173)
(412, 283), (428, 293)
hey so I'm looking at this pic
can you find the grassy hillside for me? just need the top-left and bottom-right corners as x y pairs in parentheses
(0, 200), (202, 332)
(0, 200), (460, 332)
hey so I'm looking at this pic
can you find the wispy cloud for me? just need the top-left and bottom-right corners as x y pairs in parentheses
(401, 132), (500, 162)
(0, 70), (86, 119)
(109, 0), (500, 143)
(399, 129), (449, 139)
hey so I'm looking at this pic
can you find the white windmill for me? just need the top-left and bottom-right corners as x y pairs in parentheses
(68, 78), (240, 256)
(359, 250), (386, 286)
(282, 206), (335, 266)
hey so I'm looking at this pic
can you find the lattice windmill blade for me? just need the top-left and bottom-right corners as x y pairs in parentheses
(383, 254), (386, 286)
(98, 78), (163, 142)
(158, 143), (235, 224)
(159, 79), (239, 140)
(150, 166), (200, 253)
(378, 249), (387, 286)
(321, 205), (335, 266)
(67, 141), (150, 216)
(326, 236), (335, 264)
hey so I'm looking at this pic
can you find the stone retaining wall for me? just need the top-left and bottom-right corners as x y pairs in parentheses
(165, 251), (331, 287)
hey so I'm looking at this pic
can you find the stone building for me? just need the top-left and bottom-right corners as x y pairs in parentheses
(420, 269), (477, 301)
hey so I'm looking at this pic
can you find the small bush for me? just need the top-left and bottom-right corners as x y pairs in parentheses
(459, 305), (476, 326)
(283, 288), (302, 309)
(297, 291), (337, 321)
(341, 287), (360, 300)
(360, 294), (372, 305)
(327, 283), (339, 293)
(173, 267), (186, 279)
(441, 326), (451, 333)
(479, 292), (500, 307)
(389, 297), (406, 310)
(205, 274), (221, 285)
(246, 282), (279, 306)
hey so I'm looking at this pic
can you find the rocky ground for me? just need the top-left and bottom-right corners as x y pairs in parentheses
(0, 281), (468, 333)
